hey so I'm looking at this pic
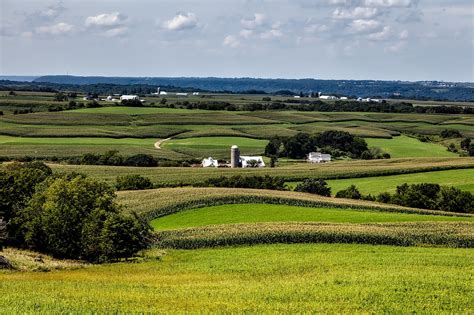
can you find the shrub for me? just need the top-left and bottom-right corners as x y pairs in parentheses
(460, 138), (471, 151)
(440, 129), (462, 138)
(202, 175), (286, 190)
(116, 175), (153, 191)
(15, 175), (151, 262)
(376, 192), (392, 203)
(469, 144), (474, 157)
(294, 179), (331, 197)
(335, 185), (362, 200)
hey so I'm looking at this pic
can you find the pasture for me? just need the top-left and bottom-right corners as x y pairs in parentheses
(163, 136), (268, 159)
(150, 203), (473, 231)
(50, 157), (474, 186)
(327, 168), (474, 195)
(365, 135), (457, 158)
(1, 244), (472, 313)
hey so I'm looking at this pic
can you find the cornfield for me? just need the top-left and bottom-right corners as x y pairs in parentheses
(154, 222), (474, 249)
(117, 187), (473, 221)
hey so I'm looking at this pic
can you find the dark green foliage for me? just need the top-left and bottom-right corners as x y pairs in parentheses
(469, 144), (474, 157)
(336, 185), (362, 200)
(0, 162), (52, 244)
(53, 92), (67, 102)
(265, 131), (368, 159)
(202, 175), (286, 190)
(15, 175), (151, 262)
(121, 99), (143, 107)
(294, 179), (331, 197)
(78, 151), (158, 167)
(440, 129), (462, 138)
(124, 154), (158, 167)
(116, 175), (153, 191)
(379, 183), (474, 213)
(460, 138), (471, 151)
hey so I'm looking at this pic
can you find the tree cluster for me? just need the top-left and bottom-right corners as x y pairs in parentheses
(116, 175), (153, 191)
(294, 179), (331, 196)
(202, 175), (286, 190)
(1, 162), (151, 262)
(265, 131), (370, 159)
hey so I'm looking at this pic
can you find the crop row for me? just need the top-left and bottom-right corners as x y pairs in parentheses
(154, 222), (474, 249)
(117, 187), (472, 222)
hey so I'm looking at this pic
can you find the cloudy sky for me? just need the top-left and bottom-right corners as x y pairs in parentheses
(1, 0), (473, 81)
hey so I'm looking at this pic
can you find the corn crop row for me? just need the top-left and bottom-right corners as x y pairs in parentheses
(154, 222), (474, 249)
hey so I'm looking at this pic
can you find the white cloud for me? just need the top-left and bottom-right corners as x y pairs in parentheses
(223, 35), (240, 48)
(367, 25), (391, 40)
(260, 28), (283, 40)
(85, 12), (127, 28)
(35, 22), (74, 35)
(361, 0), (414, 7)
(333, 7), (379, 19)
(385, 40), (406, 52)
(39, 2), (66, 20)
(399, 29), (409, 39)
(239, 29), (254, 38)
(347, 19), (381, 33)
(102, 27), (128, 38)
(163, 13), (198, 31)
(241, 13), (267, 30)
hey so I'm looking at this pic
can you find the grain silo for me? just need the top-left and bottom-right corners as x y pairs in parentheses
(231, 145), (240, 168)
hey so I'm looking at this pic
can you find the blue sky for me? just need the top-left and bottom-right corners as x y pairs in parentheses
(1, 0), (473, 81)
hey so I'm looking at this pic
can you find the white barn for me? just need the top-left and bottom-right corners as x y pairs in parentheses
(240, 156), (265, 168)
(202, 157), (218, 168)
(120, 95), (140, 101)
(308, 152), (331, 163)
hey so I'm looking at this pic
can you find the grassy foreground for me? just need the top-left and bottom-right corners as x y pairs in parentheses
(1, 244), (472, 313)
(151, 204), (473, 231)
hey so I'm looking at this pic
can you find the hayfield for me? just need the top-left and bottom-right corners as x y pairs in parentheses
(150, 203), (473, 231)
(326, 168), (474, 195)
(366, 135), (457, 158)
(1, 244), (472, 313)
(163, 136), (268, 159)
(49, 157), (474, 186)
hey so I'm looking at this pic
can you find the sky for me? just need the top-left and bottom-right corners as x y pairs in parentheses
(0, 0), (473, 82)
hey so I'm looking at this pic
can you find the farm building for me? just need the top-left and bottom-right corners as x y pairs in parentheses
(120, 95), (140, 101)
(240, 156), (265, 168)
(308, 152), (331, 163)
(202, 157), (218, 168)
(319, 95), (338, 100)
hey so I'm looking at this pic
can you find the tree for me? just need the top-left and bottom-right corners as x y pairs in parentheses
(460, 138), (471, 151)
(437, 186), (474, 213)
(54, 92), (67, 102)
(335, 185), (362, 199)
(440, 129), (462, 138)
(15, 175), (151, 262)
(8, 90), (17, 96)
(295, 179), (331, 197)
(469, 144), (474, 157)
(116, 175), (153, 191)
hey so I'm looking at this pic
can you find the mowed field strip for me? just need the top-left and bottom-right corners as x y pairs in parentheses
(150, 203), (473, 231)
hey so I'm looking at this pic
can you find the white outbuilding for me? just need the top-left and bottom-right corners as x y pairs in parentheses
(240, 156), (265, 168)
(308, 152), (331, 163)
(120, 95), (140, 101)
(202, 157), (219, 168)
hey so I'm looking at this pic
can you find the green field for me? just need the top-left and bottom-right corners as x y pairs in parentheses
(151, 203), (473, 230)
(366, 135), (457, 158)
(163, 136), (268, 159)
(1, 244), (472, 313)
(327, 168), (474, 195)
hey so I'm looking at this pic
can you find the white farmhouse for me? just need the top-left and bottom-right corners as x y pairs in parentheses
(160, 91), (168, 95)
(240, 156), (265, 168)
(308, 152), (331, 163)
(202, 157), (219, 168)
(120, 95), (140, 101)
(319, 95), (338, 100)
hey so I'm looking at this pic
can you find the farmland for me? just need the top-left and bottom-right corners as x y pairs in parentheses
(151, 203), (473, 231)
(1, 244), (472, 313)
(1, 90), (473, 313)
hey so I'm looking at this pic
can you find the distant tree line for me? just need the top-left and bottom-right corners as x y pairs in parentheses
(167, 100), (474, 114)
(0, 161), (151, 263)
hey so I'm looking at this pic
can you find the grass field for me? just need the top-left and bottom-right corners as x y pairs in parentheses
(48, 157), (474, 186)
(327, 168), (474, 195)
(366, 135), (457, 158)
(1, 244), (472, 313)
(150, 203), (473, 230)
(163, 136), (268, 159)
